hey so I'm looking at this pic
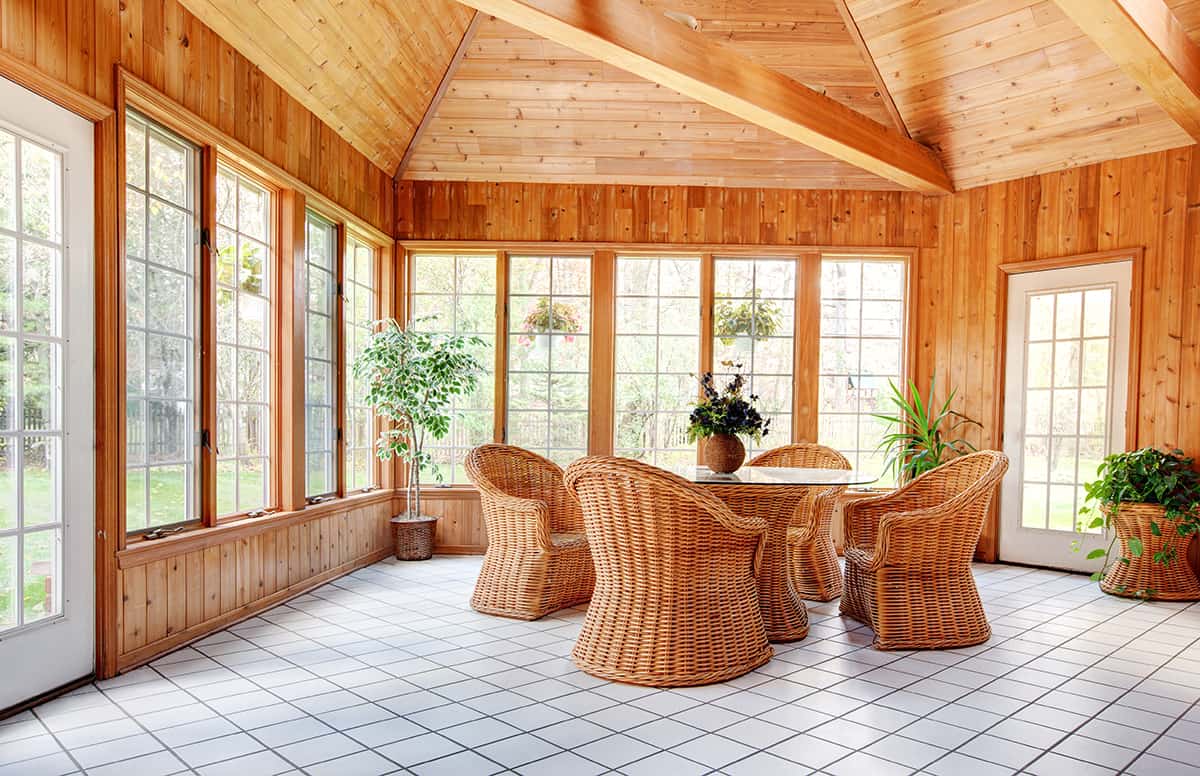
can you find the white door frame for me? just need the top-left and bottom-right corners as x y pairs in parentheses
(0, 75), (95, 709)
(998, 253), (1137, 572)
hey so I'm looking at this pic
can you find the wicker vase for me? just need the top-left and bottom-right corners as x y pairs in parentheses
(390, 515), (438, 561)
(1100, 502), (1200, 600)
(705, 434), (746, 474)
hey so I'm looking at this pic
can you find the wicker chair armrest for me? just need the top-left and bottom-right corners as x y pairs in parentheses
(480, 494), (554, 550)
(842, 492), (898, 550)
(869, 503), (982, 570)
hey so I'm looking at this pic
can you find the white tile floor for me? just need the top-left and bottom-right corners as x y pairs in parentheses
(4, 556), (1200, 775)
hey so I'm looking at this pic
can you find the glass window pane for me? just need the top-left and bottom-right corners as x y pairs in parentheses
(344, 236), (378, 492)
(413, 254), (498, 484)
(817, 257), (906, 484)
(125, 112), (199, 533)
(215, 163), (272, 515)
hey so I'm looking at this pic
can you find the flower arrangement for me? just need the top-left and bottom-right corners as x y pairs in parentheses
(686, 362), (771, 444)
(518, 297), (581, 347)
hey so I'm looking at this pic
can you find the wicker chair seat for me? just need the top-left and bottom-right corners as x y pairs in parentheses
(749, 444), (850, 602)
(564, 457), (772, 686)
(467, 444), (596, 621)
(839, 451), (1009, 651)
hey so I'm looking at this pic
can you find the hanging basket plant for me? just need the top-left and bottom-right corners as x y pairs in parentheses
(714, 290), (783, 346)
(518, 297), (581, 347)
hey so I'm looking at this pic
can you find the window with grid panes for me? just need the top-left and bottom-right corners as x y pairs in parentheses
(712, 258), (795, 456)
(817, 258), (906, 483)
(343, 236), (377, 491)
(124, 112), (200, 531)
(303, 212), (336, 498)
(507, 255), (590, 467)
(214, 165), (272, 515)
(613, 256), (701, 467)
(410, 254), (497, 484)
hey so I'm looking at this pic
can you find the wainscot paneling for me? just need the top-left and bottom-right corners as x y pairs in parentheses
(399, 146), (1200, 579)
(114, 495), (397, 672)
(0, 0), (394, 233)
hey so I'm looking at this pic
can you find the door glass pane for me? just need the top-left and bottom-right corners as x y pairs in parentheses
(1019, 286), (1115, 532)
(304, 212), (336, 497)
(411, 254), (497, 484)
(713, 257), (795, 458)
(343, 236), (378, 491)
(614, 256), (700, 467)
(215, 165), (272, 515)
(0, 125), (65, 633)
(817, 258), (906, 482)
(508, 255), (590, 467)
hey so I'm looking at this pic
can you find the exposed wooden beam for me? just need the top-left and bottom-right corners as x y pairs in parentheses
(1054, 0), (1200, 140)
(396, 11), (484, 178)
(831, 0), (910, 139)
(453, 0), (954, 193)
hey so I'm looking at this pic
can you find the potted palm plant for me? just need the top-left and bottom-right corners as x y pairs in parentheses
(686, 363), (770, 473)
(1076, 448), (1200, 600)
(353, 317), (485, 560)
(873, 375), (980, 483)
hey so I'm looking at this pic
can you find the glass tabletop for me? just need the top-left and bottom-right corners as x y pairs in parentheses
(675, 465), (880, 487)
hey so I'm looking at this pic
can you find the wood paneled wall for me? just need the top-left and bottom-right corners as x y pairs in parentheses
(0, 0), (394, 233)
(398, 144), (1200, 564)
(115, 496), (397, 671)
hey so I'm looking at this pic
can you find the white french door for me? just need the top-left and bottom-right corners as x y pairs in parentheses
(0, 76), (95, 709)
(999, 261), (1131, 572)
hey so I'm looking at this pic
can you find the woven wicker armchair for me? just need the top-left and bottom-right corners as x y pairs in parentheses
(840, 451), (1009, 650)
(563, 457), (773, 686)
(465, 444), (594, 620)
(748, 443), (851, 601)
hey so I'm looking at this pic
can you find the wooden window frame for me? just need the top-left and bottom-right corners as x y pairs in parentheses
(117, 71), (396, 550)
(342, 229), (387, 494)
(400, 241), (916, 491)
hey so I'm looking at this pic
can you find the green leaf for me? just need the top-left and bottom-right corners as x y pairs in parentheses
(1128, 537), (1144, 558)
(1085, 549), (1107, 560)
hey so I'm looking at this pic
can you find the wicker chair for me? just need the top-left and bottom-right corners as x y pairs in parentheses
(563, 457), (773, 686)
(748, 444), (851, 601)
(466, 444), (595, 620)
(840, 451), (1009, 650)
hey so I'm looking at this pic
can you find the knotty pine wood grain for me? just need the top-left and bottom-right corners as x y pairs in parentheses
(0, 0), (393, 234)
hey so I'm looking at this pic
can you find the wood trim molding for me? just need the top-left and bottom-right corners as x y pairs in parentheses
(118, 69), (392, 245)
(395, 11), (484, 179)
(116, 490), (396, 569)
(401, 240), (918, 257)
(279, 190), (307, 512)
(831, 0), (909, 139)
(455, 0), (952, 193)
(1053, 0), (1200, 141)
(794, 251), (822, 442)
(589, 250), (616, 456)
(998, 247), (1145, 275)
(0, 48), (112, 121)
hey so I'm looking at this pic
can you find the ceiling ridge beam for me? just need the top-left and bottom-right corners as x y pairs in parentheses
(396, 10), (485, 179)
(452, 0), (954, 193)
(1053, 0), (1200, 141)
(831, 0), (910, 139)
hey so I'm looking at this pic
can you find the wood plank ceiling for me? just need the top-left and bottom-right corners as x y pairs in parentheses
(178, 0), (1200, 191)
(846, 0), (1192, 189)
(404, 1), (909, 189)
(175, 0), (476, 172)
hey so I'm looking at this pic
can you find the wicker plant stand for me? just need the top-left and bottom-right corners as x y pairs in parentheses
(391, 515), (438, 561)
(1100, 502), (1200, 600)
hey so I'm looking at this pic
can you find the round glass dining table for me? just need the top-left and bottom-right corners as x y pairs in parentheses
(675, 465), (879, 642)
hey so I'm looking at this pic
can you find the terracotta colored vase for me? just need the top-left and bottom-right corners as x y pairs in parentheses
(705, 434), (745, 474)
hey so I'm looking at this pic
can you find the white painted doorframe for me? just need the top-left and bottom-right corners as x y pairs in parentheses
(0, 75), (95, 710)
(998, 260), (1132, 573)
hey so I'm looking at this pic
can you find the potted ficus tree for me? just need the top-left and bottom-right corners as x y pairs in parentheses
(1075, 447), (1200, 600)
(686, 363), (770, 473)
(354, 317), (485, 561)
(873, 375), (980, 484)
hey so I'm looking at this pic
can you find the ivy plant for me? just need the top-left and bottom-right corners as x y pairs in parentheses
(1075, 448), (1200, 589)
(353, 317), (485, 519)
(872, 375), (980, 483)
(714, 290), (782, 346)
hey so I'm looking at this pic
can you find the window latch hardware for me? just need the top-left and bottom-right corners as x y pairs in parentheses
(306, 495), (334, 505)
(246, 508), (279, 519)
(143, 526), (185, 541)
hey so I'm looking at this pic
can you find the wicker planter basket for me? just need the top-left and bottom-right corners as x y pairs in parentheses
(390, 515), (438, 561)
(1101, 502), (1200, 600)
(705, 434), (745, 473)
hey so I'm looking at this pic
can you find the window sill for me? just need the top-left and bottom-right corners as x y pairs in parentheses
(410, 485), (480, 500)
(117, 489), (399, 569)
